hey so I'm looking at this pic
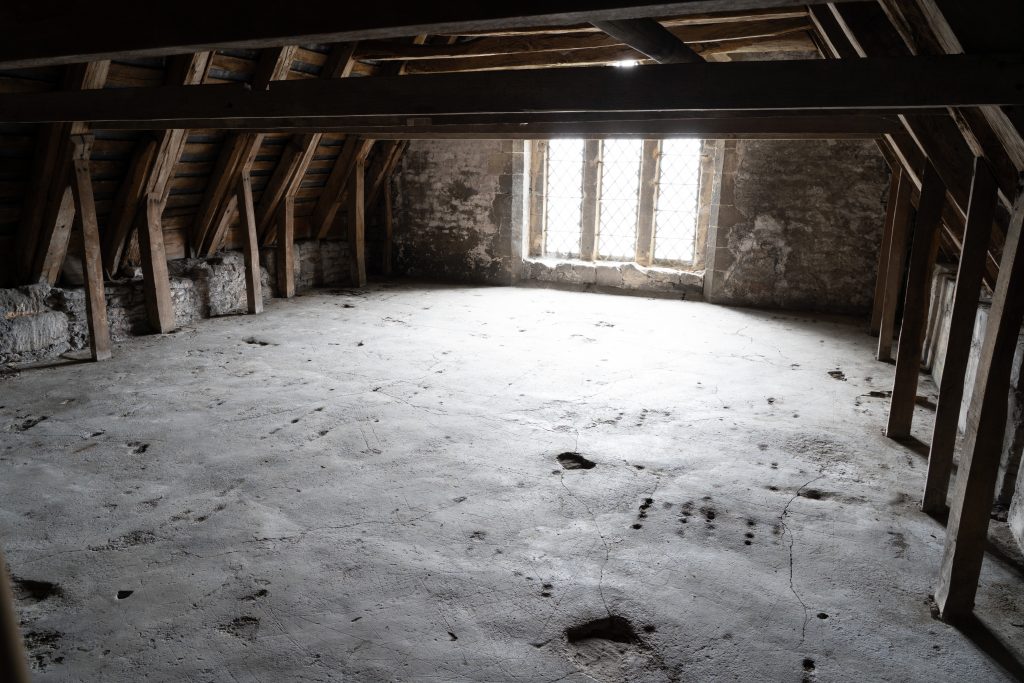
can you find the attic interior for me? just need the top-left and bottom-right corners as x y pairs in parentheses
(1, 2), (1024, 681)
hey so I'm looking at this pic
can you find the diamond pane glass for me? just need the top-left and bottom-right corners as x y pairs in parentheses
(654, 138), (702, 263)
(597, 139), (642, 261)
(543, 139), (584, 258)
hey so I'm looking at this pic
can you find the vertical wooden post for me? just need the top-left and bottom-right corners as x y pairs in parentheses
(935, 191), (1024, 620)
(877, 169), (914, 362)
(69, 134), (112, 361)
(348, 157), (367, 287)
(635, 139), (660, 266)
(138, 193), (176, 333)
(276, 195), (295, 298)
(0, 549), (31, 683)
(870, 169), (902, 336)
(886, 161), (945, 439)
(383, 185), (394, 276)
(579, 139), (602, 261)
(922, 158), (998, 514)
(235, 171), (263, 314)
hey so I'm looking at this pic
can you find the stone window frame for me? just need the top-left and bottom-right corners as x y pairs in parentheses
(526, 139), (714, 270)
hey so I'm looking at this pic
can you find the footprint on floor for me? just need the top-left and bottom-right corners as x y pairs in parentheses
(217, 616), (260, 641)
(9, 415), (47, 432)
(12, 577), (62, 603)
(563, 616), (674, 682)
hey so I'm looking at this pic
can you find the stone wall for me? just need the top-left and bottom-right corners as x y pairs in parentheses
(393, 140), (524, 285)
(0, 240), (348, 366)
(261, 239), (351, 293)
(704, 139), (890, 313)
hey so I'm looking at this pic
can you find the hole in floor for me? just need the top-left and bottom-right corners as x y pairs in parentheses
(557, 452), (596, 470)
(116, 590), (133, 600)
(565, 615), (641, 645)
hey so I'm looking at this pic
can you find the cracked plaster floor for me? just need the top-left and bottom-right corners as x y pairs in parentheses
(1, 283), (1023, 682)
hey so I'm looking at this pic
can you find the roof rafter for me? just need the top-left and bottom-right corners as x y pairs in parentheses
(0, 1), (836, 69)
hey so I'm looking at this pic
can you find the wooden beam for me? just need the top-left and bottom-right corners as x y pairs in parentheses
(235, 172), (264, 314)
(193, 135), (247, 254)
(635, 139), (660, 265)
(922, 157), (998, 514)
(877, 168), (914, 362)
(6, 56), (1024, 125)
(935, 188), (1024, 620)
(870, 168), (902, 336)
(258, 43), (359, 242)
(92, 111), (911, 138)
(35, 187), (76, 285)
(580, 139), (602, 260)
(0, 547), (31, 683)
(104, 52), (211, 275)
(257, 132), (319, 240)
(449, 7), (810, 37)
(355, 17), (810, 60)
(829, 4), (1016, 211)
(826, 3), (1003, 286)
(591, 17), (703, 63)
(383, 185), (395, 276)
(138, 193), (176, 333)
(366, 141), (407, 208)
(347, 158), (367, 287)
(396, 33), (815, 72)
(808, 5), (859, 60)
(907, 0), (1024, 172)
(0, 1), (836, 69)
(15, 61), (109, 285)
(192, 47), (296, 256)
(313, 137), (374, 239)
(104, 138), (157, 276)
(69, 135), (112, 361)
(276, 195), (296, 298)
(886, 160), (945, 440)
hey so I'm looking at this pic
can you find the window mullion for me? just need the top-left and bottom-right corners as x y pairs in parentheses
(579, 139), (602, 261)
(635, 139), (660, 266)
(528, 140), (547, 257)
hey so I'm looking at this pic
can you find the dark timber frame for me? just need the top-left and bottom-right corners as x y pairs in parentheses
(2, 4), (1024, 670)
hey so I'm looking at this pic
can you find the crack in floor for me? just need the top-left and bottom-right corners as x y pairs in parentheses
(780, 473), (826, 649)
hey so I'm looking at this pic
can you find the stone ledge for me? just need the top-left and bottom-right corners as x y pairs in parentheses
(521, 258), (704, 299)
